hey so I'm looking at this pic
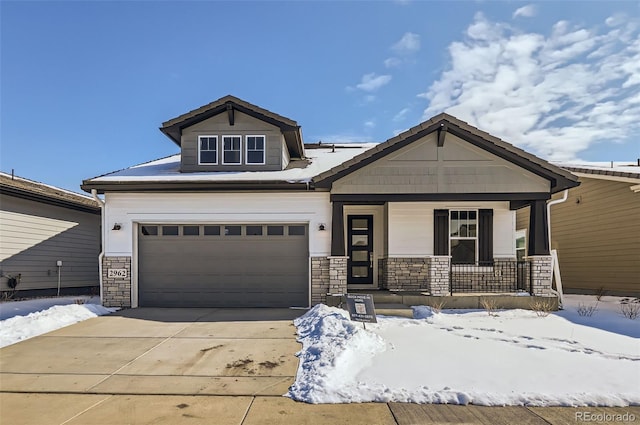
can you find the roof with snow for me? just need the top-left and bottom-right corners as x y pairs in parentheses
(554, 161), (640, 182)
(81, 143), (378, 193)
(0, 172), (100, 213)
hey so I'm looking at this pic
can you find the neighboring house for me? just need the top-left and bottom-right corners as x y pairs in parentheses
(516, 162), (640, 297)
(0, 172), (101, 295)
(81, 95), (579, 308)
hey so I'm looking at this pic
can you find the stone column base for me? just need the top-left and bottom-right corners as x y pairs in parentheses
(427, 256), (451, 296)
(311, 257), (330, 305)
(102, 256), (132, 308)
(328, 256), (348, 296)
(527, 255), (553, 296)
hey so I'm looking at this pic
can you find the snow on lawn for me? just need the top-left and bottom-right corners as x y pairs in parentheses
(0, 296), (115, 348)
(287, 295), (640, 406)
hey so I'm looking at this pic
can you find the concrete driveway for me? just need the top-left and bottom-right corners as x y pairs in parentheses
(0, 308), (303, 397)
(2, 308), (638, 425)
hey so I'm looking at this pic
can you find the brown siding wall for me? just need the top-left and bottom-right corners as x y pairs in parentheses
(0, 194), (101, 292)
(516, 177), (640, 296)
(180, 110), (284, 172)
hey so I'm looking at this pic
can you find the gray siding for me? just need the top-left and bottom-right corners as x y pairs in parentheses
(332, 133), (550, 194)
(180, 110), (284, 172)
(0, 194), (101, 291)
(516, 178), (640, 296)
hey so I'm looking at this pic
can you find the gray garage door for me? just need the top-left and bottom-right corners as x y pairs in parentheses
(138, 224), (309, 307)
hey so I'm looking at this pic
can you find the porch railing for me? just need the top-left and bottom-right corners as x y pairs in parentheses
(450, 260), (530, 294)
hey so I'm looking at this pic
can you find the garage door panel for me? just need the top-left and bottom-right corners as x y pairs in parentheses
(138, 224), (309, 307)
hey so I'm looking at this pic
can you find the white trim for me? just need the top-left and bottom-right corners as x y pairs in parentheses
(245, 135), (266, 165)
(449, 209), (478, 264)
(515, 229), (527, 261)
(222, 135), (242, 165)
(572, 171), (640, 184)
(197, 135), (218, 165)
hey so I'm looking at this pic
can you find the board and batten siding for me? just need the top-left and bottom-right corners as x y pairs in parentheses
(332, 132), (550, 194)
(387, 201), (515, 257)
(103, 192), (331, 257)
(180, 110), (285, 172)
(516, 177), (640, 295)
(0, 194), (100, 291)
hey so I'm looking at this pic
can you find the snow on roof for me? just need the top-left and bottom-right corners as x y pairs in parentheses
(553, 161), (640, 180)
(0, 171), (99, 209)
(87, 143), (379, 183)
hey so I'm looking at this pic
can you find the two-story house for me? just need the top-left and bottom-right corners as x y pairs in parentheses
(82, 95), (579, 309)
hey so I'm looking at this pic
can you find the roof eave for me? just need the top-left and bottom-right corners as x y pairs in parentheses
(80, 179), (312, 194)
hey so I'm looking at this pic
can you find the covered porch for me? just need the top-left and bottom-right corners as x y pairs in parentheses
(310, 196), (553, 305)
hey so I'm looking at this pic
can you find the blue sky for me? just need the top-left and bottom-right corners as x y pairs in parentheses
(2, 1), (639, 192)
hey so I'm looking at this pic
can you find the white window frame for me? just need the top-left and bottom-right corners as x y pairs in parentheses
(245, 135), (266, 165)
(222, 135), (242, 165)
(198, 135), (218, 165)
(449, 209), (478, 265)
(515, 229), (527, 261)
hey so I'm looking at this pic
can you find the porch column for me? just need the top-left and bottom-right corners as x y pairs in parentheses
(528, 200), (549, 255)
(331, 201), (345, 256)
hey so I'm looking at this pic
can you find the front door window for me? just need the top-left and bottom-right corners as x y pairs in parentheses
(347, 215), (373, 284)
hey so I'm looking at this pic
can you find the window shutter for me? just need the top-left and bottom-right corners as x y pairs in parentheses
(479, 209), (493, 265)
(434, 209), (449, 256)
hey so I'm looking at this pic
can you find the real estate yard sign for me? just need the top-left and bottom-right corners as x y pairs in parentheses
(346, 293), (377, 324)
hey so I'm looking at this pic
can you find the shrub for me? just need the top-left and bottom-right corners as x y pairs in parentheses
(480, 297), (498, 317)
(576, 302), (598, 317)
(530, 298), (554, 317)
(620, 298), (640, 320)
(430, 299), (446, 314)
(595, 286), (607, 301)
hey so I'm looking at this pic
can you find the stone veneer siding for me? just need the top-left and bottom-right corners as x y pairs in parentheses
(102, 256), (131, 308)
(380, 258), (429, 291)
(328, 257), (348, 296)
(528, 255), (553, 296)
(311, 257), (330, 305)
(427, 256), (451, 296)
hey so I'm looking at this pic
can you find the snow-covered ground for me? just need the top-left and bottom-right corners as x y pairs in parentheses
(0, 296), (115, 348)
(2, 293), (638, 407)
(288, 295), (640, 407)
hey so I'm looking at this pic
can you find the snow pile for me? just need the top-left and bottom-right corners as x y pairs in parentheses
(0, 302), (115, 348)
(287, 304), (386, 403)
(288, 297), (640, 406)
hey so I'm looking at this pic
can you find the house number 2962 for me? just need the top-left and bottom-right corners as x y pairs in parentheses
(107, 269), (128, 278)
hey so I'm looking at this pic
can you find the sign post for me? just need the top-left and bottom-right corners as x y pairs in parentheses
(345, 293), (377, 328)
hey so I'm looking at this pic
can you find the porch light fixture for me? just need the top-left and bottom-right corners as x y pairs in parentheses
(318, 223), (326, 231)
(112, 223), (122, 231)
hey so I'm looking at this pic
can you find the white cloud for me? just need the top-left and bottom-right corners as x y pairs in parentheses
(422, 13), (640, 161)
(513, 4), (537, 19)
(392, 32), (421, 55)
(393, 107), (410, 122)
(355, 73), (392, 92)
(364, 120), (376, 129)
(384, 57), (403, 68)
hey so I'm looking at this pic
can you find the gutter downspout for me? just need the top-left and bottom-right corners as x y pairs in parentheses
(547, 189), (569, 307)
(91, 189), (105, 306)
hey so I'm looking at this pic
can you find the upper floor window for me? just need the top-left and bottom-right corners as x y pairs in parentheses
(450, 210), (477, 264)
(198, 136), (217, 164)
(222, 136), (242, 164)
(246, 136), (266, 164)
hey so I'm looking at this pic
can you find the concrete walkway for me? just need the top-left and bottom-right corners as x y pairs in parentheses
(1, 308), (638, 424)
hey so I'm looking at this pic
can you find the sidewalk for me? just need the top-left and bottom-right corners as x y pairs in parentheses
(2, 393), (638, 425)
